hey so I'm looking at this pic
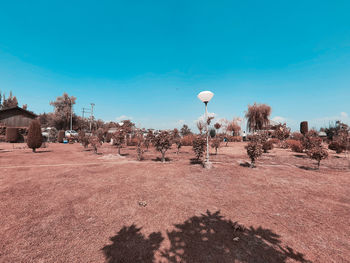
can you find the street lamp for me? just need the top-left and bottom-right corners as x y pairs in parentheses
(197, 91), (214, 169)
(67, 96), (73, 131)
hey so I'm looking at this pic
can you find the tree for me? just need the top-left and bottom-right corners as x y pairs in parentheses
(50, 93), (76, 130)
(153, 131), (172, 162)
(245, 103), (271, 132)
(144, 129), (154, 151)
(196, 121), (204, 134)
(246, 141), (263, 167)
(180, 124), (192, 137)
(300, 121), (308, 135)
(113, 129), (126, 155)
(272, 123), (291, 141)
(192, 135), (206, 162)
(89, 135), (101, 154)
(172, 128), (182, 154)
(307, 146), (328, 169)
(226, 119), (241, 136)
(27, 120), (43, 152)
(135, 131), (145, 161)
(214, 123), (221, 134)
(2, 91), (18, 109)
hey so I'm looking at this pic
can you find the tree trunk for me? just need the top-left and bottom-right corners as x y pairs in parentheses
(161, 152), (165, 163)
(317, 160), (320, 169)
(118, 147), (121, 155)
(215, 148), (218, 155)
(32, 148), (36, 153)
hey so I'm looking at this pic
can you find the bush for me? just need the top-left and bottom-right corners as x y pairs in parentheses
(262, 140), (274, 153)
(89, 135), (101, 154)
(328, 141), (345, 154)
(181, 134), (194, 146)
(307, 146), (328, 169)
(245, 141), (263, 167)
(127, 137), (139, 146)
(58, 130), (65, 143)
(290, 132), (304, 141)
(112, 130), (125, 155)
(287, 139), (304, 153)
(5, 127), (18, 142)
(272, 123), (290, 141)
(211, 137), (221, 155)
(192, 135), (206, 161)
(229, 136), (242, 142)
(27, 120), (43, 152)
(105, 132), (113, 143)
(269, 138), (280, 145)
(302, 130), (321, 150)
(174, 138), (182, 154)
(300, 121), (308, 135)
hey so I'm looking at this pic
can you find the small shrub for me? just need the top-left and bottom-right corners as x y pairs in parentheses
(262, 140), (274, 153)
(246, 141), (263, 167)
(181, 134), (194, 146)
(269, 138), (280, 145)
(328, 141), (345, 154)
(58, 130), (65, 143)
(153, 131), (172, 162)
(96, 128), (105, 143)
(290, 132), (304, 141)
(192, 135), (206, 162)
(211, 137), (221, 155)
(230, 136), (242, 142)
(209, 128), (216, 138)
(307, 146), (328, 169)
(287, 139), (304, 153)
(174, 138), (182, 154)
(27, 120), (43, 152)
(5, 127), (18, 143)
(89, 135), (101, 154)
(144, 130), (154, 150)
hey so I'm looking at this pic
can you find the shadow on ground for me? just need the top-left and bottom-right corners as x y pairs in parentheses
(102, 210), (311, 263)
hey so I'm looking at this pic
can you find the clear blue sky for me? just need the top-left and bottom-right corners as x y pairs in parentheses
(0, 0), (349, 131)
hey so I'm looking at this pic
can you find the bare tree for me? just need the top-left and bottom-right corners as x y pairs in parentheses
(196, 121), (204, 134)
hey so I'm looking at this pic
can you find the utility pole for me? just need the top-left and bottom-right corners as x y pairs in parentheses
(82, 108), (91, 130)
(90, 103), (95, 131)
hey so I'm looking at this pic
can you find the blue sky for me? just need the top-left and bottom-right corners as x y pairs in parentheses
(0, 0), (349, 131)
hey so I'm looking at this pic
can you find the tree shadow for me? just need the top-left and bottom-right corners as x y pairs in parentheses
(189, 158), (203, 166)
(152, 157), (172, 162)
(102, 224), (163, 263)
(294, 154), (307, 159)
(239, 162), (251, 168)
(160, 210), (311, 263)
(298, 165), (317, 171)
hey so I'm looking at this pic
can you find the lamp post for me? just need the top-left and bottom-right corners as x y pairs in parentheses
(67, 96), (73, 130)
(197, 91), (214, 169)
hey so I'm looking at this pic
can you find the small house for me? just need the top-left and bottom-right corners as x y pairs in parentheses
(0, 106), (37, 128)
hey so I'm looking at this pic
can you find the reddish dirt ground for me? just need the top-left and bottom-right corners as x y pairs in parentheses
(0, 142), (349, 263)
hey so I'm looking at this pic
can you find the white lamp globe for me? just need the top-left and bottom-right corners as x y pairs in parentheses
(197, 91), (214, 103)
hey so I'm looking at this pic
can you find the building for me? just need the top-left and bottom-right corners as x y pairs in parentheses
(0, 106), (37, 127)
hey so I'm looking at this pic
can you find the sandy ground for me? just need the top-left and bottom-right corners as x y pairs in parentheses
(0, 142), (349, 263)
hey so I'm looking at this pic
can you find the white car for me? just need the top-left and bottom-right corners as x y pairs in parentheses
(65, 130), (79, 138)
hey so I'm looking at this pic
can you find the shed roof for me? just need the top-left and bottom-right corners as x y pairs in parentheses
(0, 106), (37, 118)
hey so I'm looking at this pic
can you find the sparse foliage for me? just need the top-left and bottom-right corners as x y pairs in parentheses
(272, 123), (290, 141)
(196, 121), (204, 134)
(180, 124), (192, 137)
(144, 129), (154, 150)
(50, 93), (76, 130)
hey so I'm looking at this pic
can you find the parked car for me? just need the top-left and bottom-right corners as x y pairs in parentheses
(65, 130), (79, 138)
